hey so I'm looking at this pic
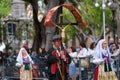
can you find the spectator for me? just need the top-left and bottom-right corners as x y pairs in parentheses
(0, 51), (3, 65)
(117, 38), (120, 49)
(37, 48), (48, 77)
(68, 47), (77, 80)
(89, 42), (97, 80)
(13, 49), (20, 60)
(0, 51), (3, 76)
(108, 37), (114, 53)
(31, 50), (39, 79)
(77, 42), (89, 80)
(3, 49), (14, 77)
(110, 43), (120, 71)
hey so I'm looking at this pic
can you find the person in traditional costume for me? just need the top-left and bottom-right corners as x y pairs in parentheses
(93, 39), (118, 80)
(47, 34), (71, 80)
(16, 48), (33, 80)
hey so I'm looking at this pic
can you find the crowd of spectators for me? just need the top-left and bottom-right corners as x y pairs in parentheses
(0, 36), (120, 80)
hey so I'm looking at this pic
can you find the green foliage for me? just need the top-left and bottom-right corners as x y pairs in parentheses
(64, 0), (113, 40)
(0, 0), (12, 17)
(79, 0), (112, 38)
(62, 7), (78, 40)
(64, 25), (78, 39)
(0, 0), (12, 42)
(63, 8), (76, 23)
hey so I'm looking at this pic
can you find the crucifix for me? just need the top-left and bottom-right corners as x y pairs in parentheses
(44, 3), (87, 80)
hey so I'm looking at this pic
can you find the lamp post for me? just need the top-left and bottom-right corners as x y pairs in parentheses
(109, 1), (119, 42)
(95, 0), (112, 39)
(109, 0), (119, 78)
(102, 0), (106, 39)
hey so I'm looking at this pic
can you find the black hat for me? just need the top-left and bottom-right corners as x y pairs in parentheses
(52, 35), (62, 41)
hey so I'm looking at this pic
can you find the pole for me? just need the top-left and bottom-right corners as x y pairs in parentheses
(103, 10), (105, 39)
(1, 19), (3, 42)
(102, 0), (106, 39)
(79, 58), (81, 80)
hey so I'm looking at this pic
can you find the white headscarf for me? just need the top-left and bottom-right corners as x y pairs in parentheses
(93, 39), (110, 63)
(16, 48), (33, 65)
(0, 42), (5, 52)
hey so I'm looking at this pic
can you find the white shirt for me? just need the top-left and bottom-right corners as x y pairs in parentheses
(77, 48), (88, 57)
(69, 52), (77, 64)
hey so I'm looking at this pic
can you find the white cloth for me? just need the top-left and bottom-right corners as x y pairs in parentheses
(77, 48), (88, 57)
(0, 42), (5, 52)
(93, 39), (110, 64)
(69, 52), (77, 64)
(16, 48), (33, 66)
(88, 48), (95, 63)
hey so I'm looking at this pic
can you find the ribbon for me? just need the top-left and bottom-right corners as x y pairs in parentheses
(44, 4), (87, 29)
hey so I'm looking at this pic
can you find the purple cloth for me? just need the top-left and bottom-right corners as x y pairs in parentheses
(23, 57), (30, 64)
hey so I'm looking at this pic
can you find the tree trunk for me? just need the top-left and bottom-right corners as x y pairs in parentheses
(30, 0), (43, 53)
(116, 7), (120, 40)
(117, 19), (120, 38)
(45, 0), (64, 51)
(27, 0), (65, 51)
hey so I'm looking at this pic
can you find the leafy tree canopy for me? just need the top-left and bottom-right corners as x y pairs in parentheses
(0, 0), (12, 18)
(64, 0), (112, 40)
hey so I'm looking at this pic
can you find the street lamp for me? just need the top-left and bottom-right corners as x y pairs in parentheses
(109, 1), (119, 78)
(109, 1), (119, 42)
(95, 0), (112, 39)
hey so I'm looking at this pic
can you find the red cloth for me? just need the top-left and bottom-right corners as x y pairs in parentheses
(18, 67), (20, 75)
(51, 50), (60, 74)
(94, 66), (99, 80)
(23, 43), (28, 47)
(44, 4), (87, 29)
(51, 50), (69, 74)
(32, 69), (39, 78)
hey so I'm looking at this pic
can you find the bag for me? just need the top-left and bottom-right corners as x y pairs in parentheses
(75, 62), (79, 67)
(80, 59), (90, 68)
(24, 64), (30, 70)
(71, 58), (79, 67)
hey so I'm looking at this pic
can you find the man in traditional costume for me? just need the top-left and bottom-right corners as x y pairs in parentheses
(47, 34), (71, 80)
(93, 39), (118, 80)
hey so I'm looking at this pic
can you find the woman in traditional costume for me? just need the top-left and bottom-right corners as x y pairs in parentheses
(93, 39), (118, 80)
(16, 48), (33, 80)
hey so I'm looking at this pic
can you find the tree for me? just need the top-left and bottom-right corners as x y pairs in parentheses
(0, 0), (12, 17)
(23, 0), (114, 51)
(23, 0), (65, 52)
(66, 0), (112, 42)
(23, 0), (42, 52)
(0, 0), (12, 43)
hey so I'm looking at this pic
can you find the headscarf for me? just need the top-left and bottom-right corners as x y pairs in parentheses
(0, 42), (6, 52)
(16, 48), (33, 65)
(93, 39), (110, 60)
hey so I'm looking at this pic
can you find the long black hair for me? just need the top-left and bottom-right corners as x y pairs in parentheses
(79, 42), (87, 48)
